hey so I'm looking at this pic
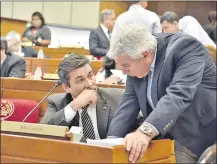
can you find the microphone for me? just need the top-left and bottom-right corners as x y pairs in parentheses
(22, 80), (62, 122)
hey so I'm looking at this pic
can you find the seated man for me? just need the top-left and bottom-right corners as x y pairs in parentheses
(40, 54), (124, 140)
(161, 11), (216, 48)
(1, 37), (26, 78)
(5, 31), (38, 58)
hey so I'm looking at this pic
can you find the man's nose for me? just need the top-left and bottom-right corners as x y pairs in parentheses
(86, 78), (94, 88)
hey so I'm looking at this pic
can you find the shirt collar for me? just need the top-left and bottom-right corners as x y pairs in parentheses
(100, 24), (109, 33)
(18, 47), (22, 54)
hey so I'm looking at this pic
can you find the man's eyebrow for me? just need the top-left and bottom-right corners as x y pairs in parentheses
(88, 71), (93, 75)
(75, 75), (84, 80)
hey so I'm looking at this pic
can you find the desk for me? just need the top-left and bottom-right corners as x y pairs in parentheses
(24, 58), (103, 74)
(1, 134), (174, 163)
(1, 78), (125, 120)
(33, 46), (91, 58)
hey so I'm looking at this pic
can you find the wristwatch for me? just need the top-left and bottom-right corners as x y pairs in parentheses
(138, 123), (156, 139)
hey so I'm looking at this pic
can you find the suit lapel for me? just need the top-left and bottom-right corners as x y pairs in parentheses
(96, 89), (110, 139)
(151, 36), (167, 107)
(99, 26), (110, 43)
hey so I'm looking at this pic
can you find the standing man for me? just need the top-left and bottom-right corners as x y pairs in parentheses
(160, 11), (216, 48)
(89, 9), (116, 78)
(113, 0), (161, 36)
(89, 9), (115, 59)
(107, 23), (216, 163)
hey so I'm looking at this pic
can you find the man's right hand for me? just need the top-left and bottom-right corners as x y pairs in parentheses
(70, 89), (97, 111)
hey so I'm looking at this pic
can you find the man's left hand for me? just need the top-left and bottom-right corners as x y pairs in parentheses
(124, 130), (151, 163)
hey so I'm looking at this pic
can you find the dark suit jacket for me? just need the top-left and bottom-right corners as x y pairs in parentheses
(40, 88), (124, 139)
(108, 33), (217, 157)
(89, 26), (110, 57)
(1, 53), (26, 78)
(203, 24), (217, 44)
(21, 46), (37, 58)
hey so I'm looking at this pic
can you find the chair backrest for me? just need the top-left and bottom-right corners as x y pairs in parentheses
(1, 99), (39, 123)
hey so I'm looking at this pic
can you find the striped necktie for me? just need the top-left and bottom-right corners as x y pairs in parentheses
(81, 106), (95, 139)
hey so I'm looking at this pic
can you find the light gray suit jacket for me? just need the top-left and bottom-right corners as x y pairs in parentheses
(108, 33), (216, 157)
(40, 87), (124, 139)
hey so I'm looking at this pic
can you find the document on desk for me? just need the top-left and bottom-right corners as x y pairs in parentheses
(87, 138), (124, 147)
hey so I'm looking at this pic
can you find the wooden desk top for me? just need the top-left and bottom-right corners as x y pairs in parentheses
(33, 46), (91, 58)
(1, 133), (173, 163)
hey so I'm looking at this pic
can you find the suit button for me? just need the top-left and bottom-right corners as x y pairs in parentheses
(163, 127), (166, 131)
(103, 107), (107, 110)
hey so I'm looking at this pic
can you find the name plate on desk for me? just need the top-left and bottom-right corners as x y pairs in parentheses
(1, 121), (70, 140)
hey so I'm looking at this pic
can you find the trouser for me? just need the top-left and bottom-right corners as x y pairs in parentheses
(175, 140), (199, 163)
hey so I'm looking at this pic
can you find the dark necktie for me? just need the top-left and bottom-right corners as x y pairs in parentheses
(81, 106), (95, 139)
(108, 30), (112, 40)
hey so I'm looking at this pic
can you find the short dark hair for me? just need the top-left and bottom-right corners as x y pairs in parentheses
(1, 37), (8, 53)
(161, 11), (179, 24)
(58, 54), (90, 87)
(32, 12), (45, 26)
(208, 11), (216, 24)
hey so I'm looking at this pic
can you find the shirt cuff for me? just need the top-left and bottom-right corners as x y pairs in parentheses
(64, 104), (77, 123)
(144, 122), (160, 135)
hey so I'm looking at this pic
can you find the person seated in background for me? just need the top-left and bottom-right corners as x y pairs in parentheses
(40, 54), (125, 140)
(198, 144), (216, 163)
(22, 12), (51, 47)
(89, 9), (115, 59)
(6, 31), (37, 58)
(0, 37), (26, 78)
(203, 11), (216, 44)
(161, 11), (216, 48)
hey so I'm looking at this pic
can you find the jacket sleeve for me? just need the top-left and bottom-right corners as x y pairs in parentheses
(89, 30), (108, 57)
(145, 37), (206, 135)
(107, 76), (140, 137)
(40, 97), (70, 126)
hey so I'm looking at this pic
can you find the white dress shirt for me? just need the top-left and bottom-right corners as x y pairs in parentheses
(100, 24), (110, 40)
(64, 104), (101, 139)
(113, 4), (162, 37)
(146, 45), (159, 135)
(14, 47), (25, 57)
(179, 16), (216, 48)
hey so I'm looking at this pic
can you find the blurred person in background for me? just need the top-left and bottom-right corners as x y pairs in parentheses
(1, 37), (26, 78)
(22, 12), (51, 47)
(161, 11), (216, 48)
(89, 9), (116, 78)
(113, 0), (162, 36)
(6, 31), (37, 58)
(203, 11), (216, 44)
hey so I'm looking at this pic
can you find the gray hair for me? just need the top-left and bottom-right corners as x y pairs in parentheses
(58, 54), (90, 87)
(5, 31), (21, 42)
(100, 9), (115, 23)
(161, 11), (179, 24)
(107, 23), (157, 60)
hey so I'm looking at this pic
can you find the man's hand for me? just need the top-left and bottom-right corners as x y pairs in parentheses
(124, 130), (151, 163)
(70, 89), (97, 110)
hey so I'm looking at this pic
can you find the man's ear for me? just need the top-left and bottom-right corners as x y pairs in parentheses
(142, 51), (153, 65)
(62, 83), (70, 93)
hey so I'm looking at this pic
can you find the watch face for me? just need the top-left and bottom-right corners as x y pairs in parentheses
(143, 125), (151, 132)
